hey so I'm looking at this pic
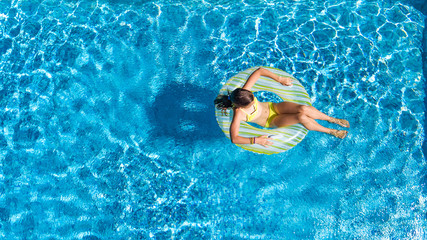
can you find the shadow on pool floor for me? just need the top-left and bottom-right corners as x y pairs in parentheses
(146, 81), (222, 143)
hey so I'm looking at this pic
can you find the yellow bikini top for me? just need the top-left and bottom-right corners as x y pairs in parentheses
(240, 97), (259, 122)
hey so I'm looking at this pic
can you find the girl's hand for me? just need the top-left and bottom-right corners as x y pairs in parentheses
(256, 135), (273, 147)
(278, 76), (293, 86)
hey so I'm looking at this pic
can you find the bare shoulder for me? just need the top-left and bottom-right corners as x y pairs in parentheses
(232, 108), (246, 120)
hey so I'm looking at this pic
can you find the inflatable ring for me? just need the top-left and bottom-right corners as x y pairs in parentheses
(215, 66), (312, 155)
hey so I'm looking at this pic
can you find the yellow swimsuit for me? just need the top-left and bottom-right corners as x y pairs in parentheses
(241, 97), (279, 128)
(265, 102), (279, 128)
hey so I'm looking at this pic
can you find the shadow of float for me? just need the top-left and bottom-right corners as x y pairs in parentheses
(146, 82), (222, 143)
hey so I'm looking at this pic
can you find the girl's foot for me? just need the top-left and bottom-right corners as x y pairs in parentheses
(329, 130), (348, 139)
(329, 117), (350, 128)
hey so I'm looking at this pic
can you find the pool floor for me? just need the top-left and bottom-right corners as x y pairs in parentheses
(0, 0), (426, 239)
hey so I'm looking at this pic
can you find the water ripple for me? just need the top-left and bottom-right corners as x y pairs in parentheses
(0, 0), (425, 239)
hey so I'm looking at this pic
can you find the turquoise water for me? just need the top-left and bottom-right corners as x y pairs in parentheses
(0, 0), (426, 239)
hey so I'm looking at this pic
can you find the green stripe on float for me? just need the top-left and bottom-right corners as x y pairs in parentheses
(239, 144), (283, 155)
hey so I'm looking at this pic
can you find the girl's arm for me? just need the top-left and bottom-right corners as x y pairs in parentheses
(242, 67), (293, 91)
(229, 109), (273, 147)
(229, 109), (251, 144)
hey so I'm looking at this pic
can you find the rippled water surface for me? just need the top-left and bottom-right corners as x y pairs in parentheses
(0, 0), (426, 239)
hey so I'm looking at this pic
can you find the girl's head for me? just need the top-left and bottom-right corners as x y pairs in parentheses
(214, 88), (254, 109)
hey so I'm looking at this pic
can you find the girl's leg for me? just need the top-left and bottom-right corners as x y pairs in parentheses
(272, 113), (330, 133)
(274, 102), (331, 120)
(272, 113), (348, 139)
(274, 102), (349, 127)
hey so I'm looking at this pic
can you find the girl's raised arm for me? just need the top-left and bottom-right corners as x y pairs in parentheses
(242, 67), (293, 91)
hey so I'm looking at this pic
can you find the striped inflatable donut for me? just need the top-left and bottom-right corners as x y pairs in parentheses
(215, 66), (312, 155)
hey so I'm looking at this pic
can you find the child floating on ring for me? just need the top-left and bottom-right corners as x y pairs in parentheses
(214, 67), (349, 147)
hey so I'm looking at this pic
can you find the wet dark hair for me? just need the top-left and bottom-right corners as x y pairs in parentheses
(214, 88), (254, 109)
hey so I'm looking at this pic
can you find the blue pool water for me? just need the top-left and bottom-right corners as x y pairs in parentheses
(0, 0), (426, 239)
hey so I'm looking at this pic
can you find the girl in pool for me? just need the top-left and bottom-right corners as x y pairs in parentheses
(214, 67), (349, 147)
